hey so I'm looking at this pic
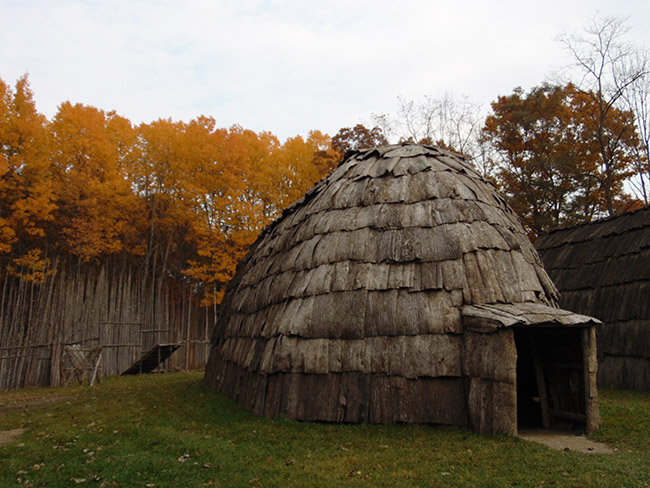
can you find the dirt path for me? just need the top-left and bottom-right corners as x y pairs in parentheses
(0, 394), (73, 446)
(518, 429), (615, 454)
(0, 428), (25, 445)
(0, 395), (71, 415)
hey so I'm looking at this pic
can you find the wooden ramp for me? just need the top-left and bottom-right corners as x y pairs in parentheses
(121, 344), (181, 375)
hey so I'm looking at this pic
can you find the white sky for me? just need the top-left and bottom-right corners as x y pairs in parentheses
(2, 0), (649, 142)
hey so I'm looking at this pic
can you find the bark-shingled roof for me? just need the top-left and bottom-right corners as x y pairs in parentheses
(219, 143), (560, 328)
(535, 205), (650, 322)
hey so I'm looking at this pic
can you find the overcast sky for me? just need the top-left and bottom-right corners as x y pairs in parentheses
(2, 0), (649, 141)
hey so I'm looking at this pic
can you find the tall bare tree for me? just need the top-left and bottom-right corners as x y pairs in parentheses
(623, 50), (650, 204)
(559, 14), (648, 213)
(390, 93), (484, 158)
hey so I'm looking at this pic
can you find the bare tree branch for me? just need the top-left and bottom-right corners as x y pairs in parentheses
(558, 14), (647, 213)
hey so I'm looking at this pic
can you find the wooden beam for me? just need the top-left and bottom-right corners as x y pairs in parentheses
(542, 362), (583, 370)
(582, 327), (600, 433)
(549, 409), (586, 422)
(529, 336), (551, 429)
(89, 353), (102, 387)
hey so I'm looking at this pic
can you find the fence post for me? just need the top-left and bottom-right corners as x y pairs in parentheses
(50, 341), (62, 387)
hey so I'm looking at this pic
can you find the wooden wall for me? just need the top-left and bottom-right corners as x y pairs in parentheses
(0, 265), (214, 390)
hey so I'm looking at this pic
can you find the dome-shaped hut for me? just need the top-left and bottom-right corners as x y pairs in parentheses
(204, 144), (600, 434)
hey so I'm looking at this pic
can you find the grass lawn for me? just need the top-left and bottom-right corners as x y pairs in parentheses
(1, 372), (649, 487)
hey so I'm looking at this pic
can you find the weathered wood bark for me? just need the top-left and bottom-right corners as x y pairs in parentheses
(205, 144), (600, 434)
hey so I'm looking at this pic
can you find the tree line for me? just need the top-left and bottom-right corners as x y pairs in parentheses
(0, 76), (340, 305)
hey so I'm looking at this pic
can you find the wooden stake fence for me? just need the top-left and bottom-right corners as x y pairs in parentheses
(0, 265), (213, 390)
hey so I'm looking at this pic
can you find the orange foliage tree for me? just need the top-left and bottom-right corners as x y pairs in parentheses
(179, 125), (333, 304)
(128, 118), (336, 304)
(0, 76), (55, 281)
(332, 124), (388, 156)
(482, 83), (638, 236)
(49, 102), (142, 263)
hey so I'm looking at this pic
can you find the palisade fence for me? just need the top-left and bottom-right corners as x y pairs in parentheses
(0, 264), (215, 390)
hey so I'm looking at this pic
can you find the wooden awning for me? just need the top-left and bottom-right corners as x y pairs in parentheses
(462, 302), (600, 333)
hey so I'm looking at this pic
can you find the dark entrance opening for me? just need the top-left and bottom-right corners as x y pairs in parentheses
(514, 327), (586, 432)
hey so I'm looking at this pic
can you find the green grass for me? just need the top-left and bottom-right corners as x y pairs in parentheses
(1, 373), (649, 487)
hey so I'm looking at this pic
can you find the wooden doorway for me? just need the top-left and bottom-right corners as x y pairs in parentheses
(514, 328), (587, 431)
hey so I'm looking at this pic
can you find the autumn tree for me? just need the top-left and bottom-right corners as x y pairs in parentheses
(307, 130), (340, 177)
(482, 83), (639, 236)
(49, 102), (141, 263)
(181, 124), (280, 304)
(483, 85), (581, 235)
(183, 126), (337, 305)
(565, 85), (638, 217)
(332, 124), (388, 156)
(0, 75), (54, 281)
(132, 117), (193, 280)
(261, 131), (338, 212)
